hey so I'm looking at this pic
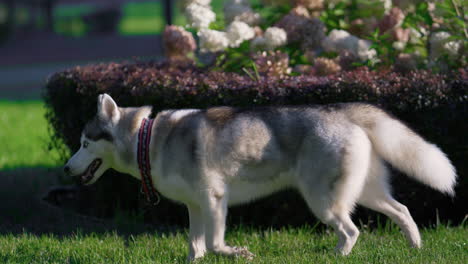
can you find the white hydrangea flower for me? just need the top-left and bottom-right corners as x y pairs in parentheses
(186, 0), (212, 5)
(356, 41), (377, 61)
(430, 31), (451, 44)
(226, 21), (255, 47)
(409, 27), (427, 44)
(322, 29), (376, 61)
(264, 27), (288, 49)
(185, 3), (216, 29)
(198, 29), (229, 52)
(443, 41), (462, 58)
(429, 31), (461, 60)
(392, 41), (406, 51)
(382, 0), (392, 13)
(224, 0), (261, 25)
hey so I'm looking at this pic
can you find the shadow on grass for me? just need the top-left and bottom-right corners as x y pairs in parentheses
(1, 167), (462, 242)
(0, 167), (178, 237)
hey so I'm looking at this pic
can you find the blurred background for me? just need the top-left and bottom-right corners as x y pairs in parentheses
(0, 0), (226, 100)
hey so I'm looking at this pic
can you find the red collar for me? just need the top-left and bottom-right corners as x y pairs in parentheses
(137, 118), (160, 205)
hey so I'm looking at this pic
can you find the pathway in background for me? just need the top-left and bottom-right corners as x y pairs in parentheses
(0, 33), (163, 100)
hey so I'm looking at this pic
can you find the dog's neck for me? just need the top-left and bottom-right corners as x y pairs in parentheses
(112, 106), (153, 179)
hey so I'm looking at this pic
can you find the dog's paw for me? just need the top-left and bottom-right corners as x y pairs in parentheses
(186, 254), (204, 263)
(234, 246), (255, 260)
(335, 245), (353, 256)
(211, 245), (255, 260)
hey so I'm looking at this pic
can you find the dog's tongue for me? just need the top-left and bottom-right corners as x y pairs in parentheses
(82, 169), (92, 182)
(81, 159), (102, 183)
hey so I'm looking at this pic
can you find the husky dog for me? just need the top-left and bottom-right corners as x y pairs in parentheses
(65, 94), (456, 261)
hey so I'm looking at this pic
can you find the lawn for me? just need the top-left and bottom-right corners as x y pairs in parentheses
(0, 100), (466, 263)
(52, 0), (260, 36)
(0, 100), (61, 170)
(52, 0), (225, 37)
(1, 0), (260, 37)
(0, 226), (466, 264)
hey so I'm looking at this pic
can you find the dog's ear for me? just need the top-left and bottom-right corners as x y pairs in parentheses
(97, 94), (120, 123)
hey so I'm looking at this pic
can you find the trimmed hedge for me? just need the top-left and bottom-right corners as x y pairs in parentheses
(44, 61), (467, 227)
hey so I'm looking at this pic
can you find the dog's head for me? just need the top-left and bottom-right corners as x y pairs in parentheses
(64, 94), (120, 185)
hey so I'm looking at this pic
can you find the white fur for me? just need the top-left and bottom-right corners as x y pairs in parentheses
(364, 117), (457, 196)
(98, 94), (120, 124)
(170, 109), (200, 122)
(358, 152), (421, 248)
(295, 126), (371, 255)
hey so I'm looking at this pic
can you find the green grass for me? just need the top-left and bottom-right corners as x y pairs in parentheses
(118, 0), (227, 36)
(118, 1), (165, 35)
(0, 226), (466, 263)
(52, 1), (178, 36)
(2, 0), (255, 37)
(54, 4), (95, 18)
(0, 100), (466, 263)
(50, 0), (231, 36)
(0, 100), (61, 169)
(53, 4), (95, 37)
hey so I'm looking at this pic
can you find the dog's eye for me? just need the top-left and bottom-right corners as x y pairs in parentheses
(83, 141), (89, 148)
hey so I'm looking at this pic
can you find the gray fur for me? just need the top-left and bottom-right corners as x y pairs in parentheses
(83, 116), (113, 142)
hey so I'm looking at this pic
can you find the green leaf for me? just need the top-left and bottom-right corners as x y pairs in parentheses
(333, 9), (345, 16)
(453, 18), (466, 28)
(338, 19), (348, 29)
(416, 2), (429, 12)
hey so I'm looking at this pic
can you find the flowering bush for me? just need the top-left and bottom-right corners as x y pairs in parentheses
(165, 0), (466, 75)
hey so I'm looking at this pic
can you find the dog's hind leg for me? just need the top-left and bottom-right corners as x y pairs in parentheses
(358, 155), (421, 248)
(298, 127), (371, 255)
(186, 203), (206, 261)
(298, 186), (362, 255)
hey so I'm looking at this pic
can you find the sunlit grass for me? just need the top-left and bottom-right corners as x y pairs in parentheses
(118, 17), (164, 35)
(0, 100), (465, 263)
(0, 225), (466, 264)
(119, 1), (164, 35)
(0, 100), (61, 169)
(54, 4), (95, 18)
(49, 0), (230, 37)
(4, 0), (254, 37)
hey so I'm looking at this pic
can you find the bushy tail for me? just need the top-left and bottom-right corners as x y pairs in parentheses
(345, 104), (457, 196)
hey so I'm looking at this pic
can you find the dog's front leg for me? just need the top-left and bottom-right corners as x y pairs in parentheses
(203, 190), (254, 260)
(187, 204), (206, 262)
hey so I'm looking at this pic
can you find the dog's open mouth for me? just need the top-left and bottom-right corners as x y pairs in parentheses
(76, 159), (102, 184)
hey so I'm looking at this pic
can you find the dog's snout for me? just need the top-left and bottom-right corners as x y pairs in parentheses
(63, 165), (71, 175)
